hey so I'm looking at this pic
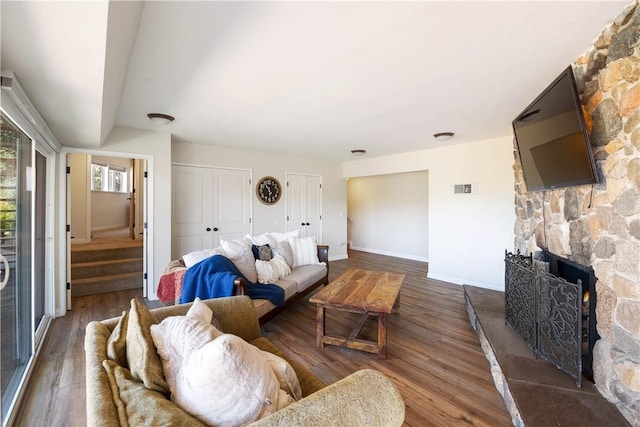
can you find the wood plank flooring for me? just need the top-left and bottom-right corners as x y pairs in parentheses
(14, 250), (511, 426)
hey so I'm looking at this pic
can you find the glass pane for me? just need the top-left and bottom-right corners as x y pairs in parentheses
(1, 112), (33, 421)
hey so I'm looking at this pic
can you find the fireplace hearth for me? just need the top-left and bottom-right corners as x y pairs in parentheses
(504, 250), (598, 387)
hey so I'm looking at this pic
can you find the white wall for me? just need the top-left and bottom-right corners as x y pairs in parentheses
(172, 141), (348, 261)
(343, 136), (514, 290)
(347, 171), (428, 261)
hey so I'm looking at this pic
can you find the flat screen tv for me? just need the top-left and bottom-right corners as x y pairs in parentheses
(512, 66), (599, 192)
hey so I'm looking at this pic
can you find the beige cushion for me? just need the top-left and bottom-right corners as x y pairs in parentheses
(102, 360), (206, 427)
(106, 310), (128, 368)
(220, 237), (258, 282)
(126, 298), (169, 395)
(269, 229), (300, 243)
(273, 278), (297, 301)
(261, 350), (302, 401)
(175, 334), (293, 426)
(286, 264), (328, 293)
(271, 240), (294, 267)
(150, 315), (222, 395)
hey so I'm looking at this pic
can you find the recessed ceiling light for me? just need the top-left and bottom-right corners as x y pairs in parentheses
(433, 132), (455, 141)
(147, 113), (175, 125)
(351, 149), (366, 156)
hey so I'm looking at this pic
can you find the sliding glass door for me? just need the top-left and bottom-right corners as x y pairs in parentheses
(0, 112), (33, 423)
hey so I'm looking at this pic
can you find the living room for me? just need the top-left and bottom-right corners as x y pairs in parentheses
(1, 1), (638, 426)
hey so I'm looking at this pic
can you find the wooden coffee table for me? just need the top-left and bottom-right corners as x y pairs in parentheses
(309, 268), (404, 359)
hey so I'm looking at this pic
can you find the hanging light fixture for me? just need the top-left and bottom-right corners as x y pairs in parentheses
(147, 113), (175, 125)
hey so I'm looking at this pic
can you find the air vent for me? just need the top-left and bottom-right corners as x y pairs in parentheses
(454, 183), (477, 194)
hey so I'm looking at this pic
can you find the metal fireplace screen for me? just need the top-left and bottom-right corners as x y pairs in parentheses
(505, 251), (583, 387)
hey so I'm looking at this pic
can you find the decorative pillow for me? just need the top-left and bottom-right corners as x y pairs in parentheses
(102, 360), (207, 427)
(126, 298), (169, 395)
(246, 233), (277, 247)
(252, 244), (273, 261)
(106, 310), (128, 368)
(220, 237), (258, 283)
(269, 229), (300, 243)
(175, 334), (293, 426)
(187, 297), (223, 331)
(288, 236), (321, 267)
(260, 350), (302, 401)
(183, 247), (225, 269)
(150, 315), (222, 394)
(255, 254), (292, 284)
(271, 240), (294, 267)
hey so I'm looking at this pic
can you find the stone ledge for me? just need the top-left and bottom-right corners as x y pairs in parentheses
(464, 285), (630, 427)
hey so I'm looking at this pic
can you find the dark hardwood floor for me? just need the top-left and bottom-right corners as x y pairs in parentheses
(15, 250), (511, 426)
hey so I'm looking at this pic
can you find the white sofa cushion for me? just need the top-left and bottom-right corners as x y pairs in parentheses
(288, 236), (321, 267)
(220, 237), (258, 283)
(286, 265), (328, 293)
(183, 247), (225, 269)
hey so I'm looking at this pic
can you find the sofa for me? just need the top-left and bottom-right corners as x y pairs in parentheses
(85, 295), (405, 426)
(157, 232), (330, 324)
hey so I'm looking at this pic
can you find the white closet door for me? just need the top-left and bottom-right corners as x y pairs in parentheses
(171, 166), (213, 258)
(286, 173), (322, 242)
(212, 168), (251, 247)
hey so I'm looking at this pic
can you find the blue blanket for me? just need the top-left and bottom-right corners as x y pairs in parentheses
(180, 254), (285, 307)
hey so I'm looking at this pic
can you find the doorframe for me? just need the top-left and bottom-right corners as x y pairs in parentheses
(58, 148), (152, 314)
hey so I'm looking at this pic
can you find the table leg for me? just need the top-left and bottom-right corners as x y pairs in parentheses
(378, 313), (387, 359)
(316, 305), (325, 348)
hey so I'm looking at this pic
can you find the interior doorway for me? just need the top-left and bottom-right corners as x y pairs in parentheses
(67, 153), (147, 300)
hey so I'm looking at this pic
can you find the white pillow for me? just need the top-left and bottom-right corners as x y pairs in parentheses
(271, 240), (294, 267)
(260, 350), (302, 401)
(246, 233), (277, 247)
(186, 297), (212, 324)
(176, 334), (293, 426)
(183, 247), (225, 268)
(220, 237), (258, 283)
(150, 316), (222, 394)
(288, 236), (321, 267)
(255, 254), (292, 284)
(269, 229), (300, 243)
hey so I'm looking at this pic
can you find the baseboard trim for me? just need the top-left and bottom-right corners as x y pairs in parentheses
(349, 246), (428, 263)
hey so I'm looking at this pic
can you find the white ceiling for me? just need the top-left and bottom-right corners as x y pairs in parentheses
(1, 1), (631, 160)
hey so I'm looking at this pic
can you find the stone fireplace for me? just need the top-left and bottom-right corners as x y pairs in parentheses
(513, 2), (640, 424)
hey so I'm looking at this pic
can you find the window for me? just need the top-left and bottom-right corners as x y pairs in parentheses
(91, 162), (127, 193)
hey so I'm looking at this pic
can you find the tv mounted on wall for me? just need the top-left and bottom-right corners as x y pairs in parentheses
(512, 66), (599, 192)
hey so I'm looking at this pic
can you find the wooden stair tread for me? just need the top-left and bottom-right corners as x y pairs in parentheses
(72, 271), (142, 285)
(71, 257), (143, 268)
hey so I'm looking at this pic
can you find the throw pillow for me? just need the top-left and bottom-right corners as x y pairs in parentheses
(102, 360), (207, 427)
(260, 350), (302, 401)
(269, 229), (300, 243)
(271, 240), (294, 267)
(126, 298), (169, 395)
(246, 233), (277, 247)
(220, 237), (258, 283)
(186, 297), (223, 331)
(252, 244), (273, 261)
(175, 334), (292, 426)
(150, 315), (222, 394)
(183, 247), (225, 269)
(106, 310), (128, 368)
(288, 236), (320, 267)
(255, 254), (292, 284)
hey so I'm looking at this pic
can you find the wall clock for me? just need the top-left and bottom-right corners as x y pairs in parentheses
(256, 176), (281, 205)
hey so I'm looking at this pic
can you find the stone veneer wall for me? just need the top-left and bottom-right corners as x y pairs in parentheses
(513, 2), (640, 425)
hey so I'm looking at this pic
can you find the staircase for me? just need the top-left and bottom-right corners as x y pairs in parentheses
(71, 245), (143, 297)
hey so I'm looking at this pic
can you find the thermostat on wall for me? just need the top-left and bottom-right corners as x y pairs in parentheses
(454, 183), (477, 194)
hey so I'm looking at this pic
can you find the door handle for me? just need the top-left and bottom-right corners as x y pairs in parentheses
(0, 253), (9, 290)
(306, 222), (310, 226)
(206, 227), (212, 232)
(213, 227), (219, 231)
